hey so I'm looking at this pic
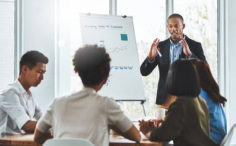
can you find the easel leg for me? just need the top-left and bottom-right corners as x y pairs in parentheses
(141, 101), (146, 117)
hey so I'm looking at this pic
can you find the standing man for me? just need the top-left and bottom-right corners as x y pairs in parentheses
(140, 14), (207, 105)
(0, 51), (48, 137)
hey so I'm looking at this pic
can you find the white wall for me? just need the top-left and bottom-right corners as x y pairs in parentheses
(227, 0), (236, 144)
(22, 0), (55, 109)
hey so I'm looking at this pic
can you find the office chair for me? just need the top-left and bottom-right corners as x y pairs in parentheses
(220, 123), (236, 146)
(43, 138), (95, 146)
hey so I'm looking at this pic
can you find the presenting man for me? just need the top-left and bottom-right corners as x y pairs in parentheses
(140, 14), (207, 105)
(0, 51), (48, 137)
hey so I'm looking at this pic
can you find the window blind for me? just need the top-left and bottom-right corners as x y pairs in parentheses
(0, 1), (14, 92)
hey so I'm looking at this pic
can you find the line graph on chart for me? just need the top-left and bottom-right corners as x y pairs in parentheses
(100, 40), (130, 54)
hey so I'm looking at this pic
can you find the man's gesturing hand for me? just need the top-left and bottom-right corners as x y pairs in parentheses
(148, 38), (160, 61)
(180, 36), (192, 58)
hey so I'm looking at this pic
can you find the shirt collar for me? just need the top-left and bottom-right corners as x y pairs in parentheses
(169, 34), (186, 46)
(15, 79), (32, 97)
(82, 87), (96, 94)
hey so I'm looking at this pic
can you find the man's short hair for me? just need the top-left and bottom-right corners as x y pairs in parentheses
(20, 51), (48, 75)
(73, 45), (111, 86)
(168, 13), (184, 23)
(165, 59), (201, 97)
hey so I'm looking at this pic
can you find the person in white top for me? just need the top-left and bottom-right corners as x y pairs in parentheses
(34, 45), (141, 145)
(0, 51), (49, 138)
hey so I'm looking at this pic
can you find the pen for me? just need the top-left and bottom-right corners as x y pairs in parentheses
(156, 48), (162, 58)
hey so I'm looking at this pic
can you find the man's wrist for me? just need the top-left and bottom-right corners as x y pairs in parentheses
(148, 56), (154, 61)
(147, 56), (155, 63)
(187, 52), (192, 58)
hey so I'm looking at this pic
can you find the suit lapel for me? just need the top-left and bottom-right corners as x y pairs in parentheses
(164, 39), (170, 66)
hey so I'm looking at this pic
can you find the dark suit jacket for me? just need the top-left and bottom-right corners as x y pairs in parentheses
(140, 35), (207, 104)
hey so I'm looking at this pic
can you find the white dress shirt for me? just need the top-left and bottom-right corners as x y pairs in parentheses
(0, 79), (43, 138)
(37, 87), (133, 146)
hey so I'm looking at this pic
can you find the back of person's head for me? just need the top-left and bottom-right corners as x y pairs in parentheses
(20, 51), (48, 75)
(189, 58), (199, 66)
(195, 60), (227, 106)
(73, 45), (111, 86)
(165, 59), (201, 97)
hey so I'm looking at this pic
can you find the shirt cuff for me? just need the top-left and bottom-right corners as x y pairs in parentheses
(16, 114), (30, 130)
(147, 57), (155, 63)
(188, 53), (192, 58)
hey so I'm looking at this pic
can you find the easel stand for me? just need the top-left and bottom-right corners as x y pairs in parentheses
(116, 100), (146, 117)
(140, 100), (146, 117)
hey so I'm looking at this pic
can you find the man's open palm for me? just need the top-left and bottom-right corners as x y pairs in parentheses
(148, 38), (160, 61)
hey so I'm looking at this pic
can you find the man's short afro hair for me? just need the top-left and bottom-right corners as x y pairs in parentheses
(73, 45), (111, 86)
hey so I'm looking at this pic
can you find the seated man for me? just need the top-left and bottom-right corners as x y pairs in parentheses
(0, 51), (48, 138)
(34, 45), (141, 146)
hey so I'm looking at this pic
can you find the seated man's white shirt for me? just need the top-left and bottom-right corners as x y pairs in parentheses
(0, 79), (43, 138)
(36, 87), (133, 146)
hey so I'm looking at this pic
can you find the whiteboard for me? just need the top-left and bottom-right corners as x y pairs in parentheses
(80, 13), (145, 101)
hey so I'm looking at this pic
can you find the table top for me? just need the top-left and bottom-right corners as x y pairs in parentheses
(0, 133), (162, 146)
(0, 134), (40, 146)
(109, 134), (162, 146)
(0, 117), (163, 146)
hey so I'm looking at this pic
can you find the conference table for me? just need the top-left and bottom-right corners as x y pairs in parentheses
(0, 133), (163, 146)
(0, 117), (168, 146)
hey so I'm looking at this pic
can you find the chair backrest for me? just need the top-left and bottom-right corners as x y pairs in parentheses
(220, 123), (236, 146)
(43, 138), (95, 146)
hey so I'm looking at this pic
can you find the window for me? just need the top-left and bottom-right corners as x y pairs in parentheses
(0, 0), (14, 92)
(174, 0), (218, 80)
(56, 0), (109, 97)
(117, 0), (166, 117)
